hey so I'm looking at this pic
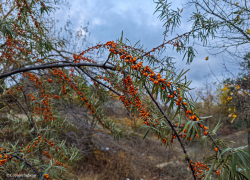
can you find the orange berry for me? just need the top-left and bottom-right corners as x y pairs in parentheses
(204, 131), (208, 136)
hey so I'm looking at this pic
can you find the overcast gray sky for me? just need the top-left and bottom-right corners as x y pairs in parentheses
(51, 0), (244, 100)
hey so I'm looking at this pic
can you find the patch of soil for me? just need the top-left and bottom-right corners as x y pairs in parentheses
(67, 120), (192, 180)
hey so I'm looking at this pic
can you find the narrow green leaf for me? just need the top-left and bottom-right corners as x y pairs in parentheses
(232, 153), (236, 178)
(133, 40), (140, 49)
(204, 160), (216, 180)
(180, 120), (192, 135)
(40, 159), (53, 180)
(221, 166), (228, 180)
(172, 105), (180, 121)
(212, 118), (222, 135)
(218, 147), (231, 161)
(143, 127), (150, 139)
(236, 152), (249, 172)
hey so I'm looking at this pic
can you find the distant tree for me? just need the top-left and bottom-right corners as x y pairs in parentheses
(195, 75), (223, 128)
(217, 51), (250, 151)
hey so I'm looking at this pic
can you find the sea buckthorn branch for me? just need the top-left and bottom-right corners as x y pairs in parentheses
(103, 69), (147, 119)
(5, 80), (27, 116)
(4, 87), (41, 135)
(10, 155), (44, 179)
(196, 1), (250, 42)
(0, 62), (116, 80)
(136, 18), (236, 64)
(0, 149), (45, 179)
(105, 67), (179, 129)
(48, 46), (141, 121)
(89, 74), (140, 131)
(11, 2), (49, 44)
(76, 66), (134, 123)
(1, 4), (16, 22)
(3, 82), (47, 166)
(5, 39), (100, 73)
(89, 64), (160, 130)
(22, 72), (56, 124)
(0, 2), (60, 72)
(103, 52), (113, 67)
(77, 67), (121, 102)
(0, 150), (23, 179)
(102, 47), (194, 133)
(0, 163), (21, 180)
(143, 82), (197, 179)
(46, 67), (119, 137)
(103, 69), (179, 145)
(0, 1), (93, 179)
(51, 41), (162, 91)
(14, 0), (48, 34)
(164, 86), (223, 154)
(10, 76), (38, 132)
(48, 47), (74, 62)
(3, 41), (178, 148)
(178, 94), (223, 154)
(0, 42), (7, 49)
(18, 131), (70, 179)
(8, 72), (78, 178)
(101, 40), (228, 177)
(0, 37), (43, 74)
(42, 49), (98, 69)
(9, 25), (41, 50)
(10, 76), (46, 169)
(146, 84), (225, 177)
(106, 41), (223, 154)
(103, 52), (185, 130)
(113, 41), (163, 65)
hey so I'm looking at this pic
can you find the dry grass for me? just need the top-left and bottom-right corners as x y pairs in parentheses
(1, 101), (249, 180)
(63, 117), (193, 180)
(65, 115), (249, 180)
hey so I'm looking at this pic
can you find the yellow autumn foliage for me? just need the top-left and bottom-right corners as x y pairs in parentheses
(219, 89), (236, 115)
(235, 84), (240, 90)
(222, 87), (228, 91)
(247, 29), (250, 34)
